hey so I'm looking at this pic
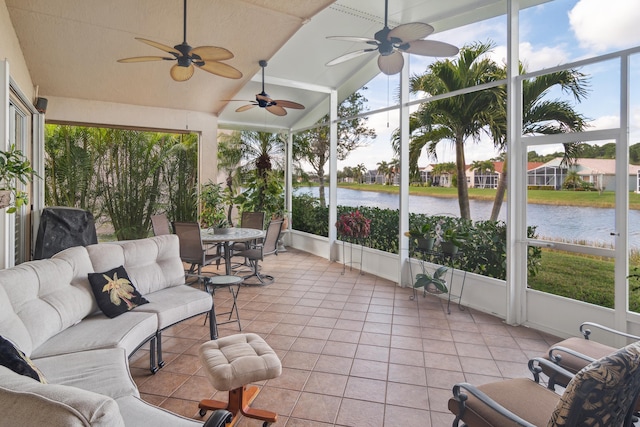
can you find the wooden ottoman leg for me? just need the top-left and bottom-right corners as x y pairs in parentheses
(199, 385), (277, 426)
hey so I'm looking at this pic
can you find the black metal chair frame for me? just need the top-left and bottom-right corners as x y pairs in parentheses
(235, 219), (283, 285)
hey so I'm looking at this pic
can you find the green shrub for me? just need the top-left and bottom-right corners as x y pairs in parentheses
(292, 194), (542, 280)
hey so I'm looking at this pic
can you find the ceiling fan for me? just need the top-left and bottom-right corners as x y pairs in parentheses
(225, 60), (305, 116)
(117, 0), (242, 82)
(326, 0), (459, 75)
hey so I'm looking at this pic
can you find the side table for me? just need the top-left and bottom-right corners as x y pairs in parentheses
(203, 275), (242, 338)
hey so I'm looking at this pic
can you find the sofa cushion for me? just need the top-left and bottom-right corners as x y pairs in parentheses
(0, 285), (32, 357)
(0, 257), (95, 356)
(87, 235), (185, 296)
(0, 336), (46, 383)
(35, 348), (138, 400)
(88, 266), (149, 318)
(135, 285), (212, 330)
(30, 311), (157, 359)
(0, 366), (125, 427)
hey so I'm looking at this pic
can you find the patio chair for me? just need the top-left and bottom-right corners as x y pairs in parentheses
(172, 221), (222, 280)
(542, 321), (640, 390)
(151, 213), (171, 235)
(449, 341), (640, 427)
(231, 211), (265, 261)
(234, 219), (282, 285)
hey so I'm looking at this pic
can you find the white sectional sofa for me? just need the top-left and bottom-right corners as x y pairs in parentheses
(0, 235), (221, 426)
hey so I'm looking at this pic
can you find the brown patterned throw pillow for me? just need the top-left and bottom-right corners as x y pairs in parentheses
(88, 265), (148, 318)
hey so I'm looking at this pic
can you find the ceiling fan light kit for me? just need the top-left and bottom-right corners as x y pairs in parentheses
(326, 0), (459, 75)
(118, 0), (242, 82)
(224, 60), (305, 116)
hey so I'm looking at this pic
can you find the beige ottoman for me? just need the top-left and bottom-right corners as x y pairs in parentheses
(198, 333), (282, 426)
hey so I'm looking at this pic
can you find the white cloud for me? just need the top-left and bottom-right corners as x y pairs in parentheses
(587, 115), (620, 131)
(569, 0), (640, 52)
(490, 42), (570, 72)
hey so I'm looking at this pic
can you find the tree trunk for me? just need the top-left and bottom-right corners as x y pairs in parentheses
(318, 164), (326, 208)
(455, 137), (471, 219)
(490, 159), (507, 221)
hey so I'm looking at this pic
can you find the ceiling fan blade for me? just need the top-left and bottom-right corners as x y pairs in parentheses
(236, 104), (257, 112)
(266, 105), (287, 116)
(378, 51), (404, 75)
(326, 49), (376, 66)
(117, 56), (172, 63)
(388, 22), (434, 43)
(274, 100), (305, 110)
(402, 39), (459, 57)
(190, 46), (234, 61)
(327, 36), (379, 44)
(135, 38), (181, 56)
(170, 64), (195, 81)
(197, 61), (243, 79)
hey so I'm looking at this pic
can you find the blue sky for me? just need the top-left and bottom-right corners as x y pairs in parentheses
(337, 0), (640, 171)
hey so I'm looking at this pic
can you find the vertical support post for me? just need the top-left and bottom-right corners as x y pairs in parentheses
(506, 0), (525, 325)
(285, 130), (293, 230)
(329, 89), (338, 261)
(614, 53), (630, 337)
(399, 54), (410, 286)
(0, 61), (10, 269)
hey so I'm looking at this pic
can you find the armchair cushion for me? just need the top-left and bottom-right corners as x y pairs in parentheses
(88, 266), (148, 318)
(448, 378), (558, 427)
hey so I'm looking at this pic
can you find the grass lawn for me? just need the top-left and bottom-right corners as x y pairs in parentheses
(528, 249), (640, 313)
(336, 182), (640, 210)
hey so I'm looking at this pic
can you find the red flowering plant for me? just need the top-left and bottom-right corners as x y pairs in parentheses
(336, 210), (371, 241)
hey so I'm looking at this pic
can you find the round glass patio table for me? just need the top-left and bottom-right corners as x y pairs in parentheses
(201, 228), (265, 275)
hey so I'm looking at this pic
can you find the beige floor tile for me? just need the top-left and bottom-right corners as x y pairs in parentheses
(130, 248), (562, 426)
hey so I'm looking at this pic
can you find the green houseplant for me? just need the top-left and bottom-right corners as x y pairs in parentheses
(406, 222), (435, 251)
(435, 217), (469, 255)
(199, 182), (232, 231)
(0, 145), (37, 213)
(414, 265), (449, 294)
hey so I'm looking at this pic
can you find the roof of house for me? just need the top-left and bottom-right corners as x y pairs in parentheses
(537, 158), (640, 175)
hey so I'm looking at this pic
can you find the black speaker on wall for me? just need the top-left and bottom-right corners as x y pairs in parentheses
(35, 97), (48, 114)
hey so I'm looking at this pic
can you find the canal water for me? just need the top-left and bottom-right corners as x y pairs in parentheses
(294, 186), (640, 249)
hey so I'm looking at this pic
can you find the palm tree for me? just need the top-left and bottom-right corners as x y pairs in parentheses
(354, 163), (367, 184)
(563, 169), (583, 190)
(234, 130), (286, 218)
(407, 41), (504, 219)
(471, 159), (495, 189)
(389, 158), (400, 185)
(217, 131), (244, 225)
(377, 160), (390, 185)
(241, 131), (284, 180)
(488, 65), (588, 220)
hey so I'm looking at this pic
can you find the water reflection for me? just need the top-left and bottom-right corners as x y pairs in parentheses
(294, 186), (640, 248)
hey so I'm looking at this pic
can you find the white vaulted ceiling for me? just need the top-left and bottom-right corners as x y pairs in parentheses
(5, 0), (549, 131)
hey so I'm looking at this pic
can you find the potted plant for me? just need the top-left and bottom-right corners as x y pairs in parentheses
(406, 222), (435, 251)
(414, 265), (449, 294)
(199, 182), (233, 233)
(0, 145), (37, 213)
(435, 218), (468, 255)
(336, 210), (371, 241)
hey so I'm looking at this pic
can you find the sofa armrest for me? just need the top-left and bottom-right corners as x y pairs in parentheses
(0, 378), (125, 426)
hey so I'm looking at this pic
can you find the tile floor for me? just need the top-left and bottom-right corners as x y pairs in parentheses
(129, 248), (562, 426)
